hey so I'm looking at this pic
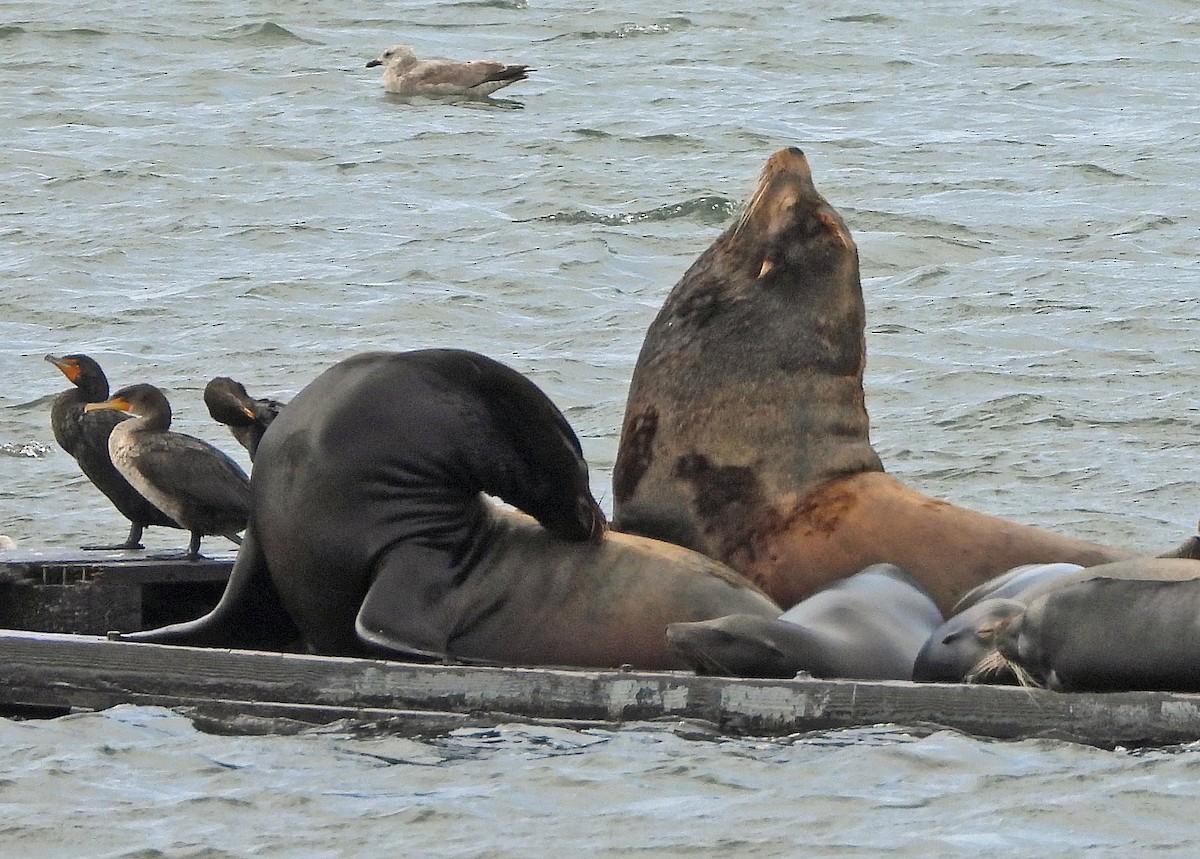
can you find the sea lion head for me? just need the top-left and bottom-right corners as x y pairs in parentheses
(913, 598), (1038, 686)
(733, 147), (857, 287)
(666, 614), (800, 678)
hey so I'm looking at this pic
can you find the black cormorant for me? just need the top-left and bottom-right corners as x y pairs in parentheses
(45, 353), (181, 549)
(202, 377), (285, 461)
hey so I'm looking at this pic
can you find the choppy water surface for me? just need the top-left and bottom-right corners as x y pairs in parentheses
(1, 0), (1198, 855)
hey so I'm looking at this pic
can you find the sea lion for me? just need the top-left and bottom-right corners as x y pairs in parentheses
(666, 563), (943, 680)
(912, 557), (1200, 684)
(996, 576), (1200, 692)
(612, 147), (1135, 615)
(949, 562), (1084, 614)
(123, 349), (781, 668)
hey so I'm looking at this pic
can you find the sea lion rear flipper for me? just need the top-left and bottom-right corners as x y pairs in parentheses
(120, 524), (301, 650)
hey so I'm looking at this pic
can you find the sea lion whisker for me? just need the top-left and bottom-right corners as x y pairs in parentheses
(965, 650), (1044, 689)
(964, 650), (1003, 683)
(732, 178), (768, 237)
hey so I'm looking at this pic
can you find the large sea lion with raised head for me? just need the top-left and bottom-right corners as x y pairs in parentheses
(123, 349), (780, 668)
(612, 147), (1137, 615)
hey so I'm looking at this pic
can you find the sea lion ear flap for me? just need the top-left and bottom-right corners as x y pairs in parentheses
(816, 209), (852, 249)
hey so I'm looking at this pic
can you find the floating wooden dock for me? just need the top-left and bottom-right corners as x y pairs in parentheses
(3, 629), (1200, 747)
(3, 551), (1200, 747)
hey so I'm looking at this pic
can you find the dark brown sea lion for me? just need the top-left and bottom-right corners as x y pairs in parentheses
(123, 349), (780, 668)
(913, 557), (1200, 684)
(666, 563), (943, 680)
(612, 147), (1135, 615)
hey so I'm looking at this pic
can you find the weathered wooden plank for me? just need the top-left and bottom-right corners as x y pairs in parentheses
(0, 582), (143, 636)
(1, 549), (234, 585)
(0, 550), (231, 634)
(2, 629), (1200, 746)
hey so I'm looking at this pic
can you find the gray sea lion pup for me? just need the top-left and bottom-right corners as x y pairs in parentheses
(366, 45), (531, 98)
(913, 558), (1200, 685)
(122, 349), (780, 668)
(996, 576), (1200, 693)
(612, 146), (1138, 615)
(666, 563), (943, 680)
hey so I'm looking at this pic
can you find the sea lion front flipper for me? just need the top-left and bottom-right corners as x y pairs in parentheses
(455, 351), (605, 542)
(353, 542), (461, 662)
(120, 524), (301, 650)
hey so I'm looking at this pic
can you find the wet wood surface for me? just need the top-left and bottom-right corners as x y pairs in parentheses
(2, 628), (1199, 747)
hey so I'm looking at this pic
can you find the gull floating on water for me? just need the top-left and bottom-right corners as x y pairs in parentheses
(366, 44), (531, 98)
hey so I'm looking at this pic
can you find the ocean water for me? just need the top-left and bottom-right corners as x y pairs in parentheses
(1, 0), (1199, 855)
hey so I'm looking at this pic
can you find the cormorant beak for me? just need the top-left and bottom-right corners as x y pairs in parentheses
(84, 397), (131, 414)
(241, 406), (256, 420)
(45, 354), (80, 382)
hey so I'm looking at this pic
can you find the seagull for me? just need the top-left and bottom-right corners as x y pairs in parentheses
(366, 44), (531, 98)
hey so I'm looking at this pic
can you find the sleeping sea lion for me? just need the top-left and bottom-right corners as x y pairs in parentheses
(996, 575), (1200, 692)
(613, 147), (1137, 615)
(913, 557), (1200, 684)
(666, 563), (943, 680)
(122, 349), (780, 668)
